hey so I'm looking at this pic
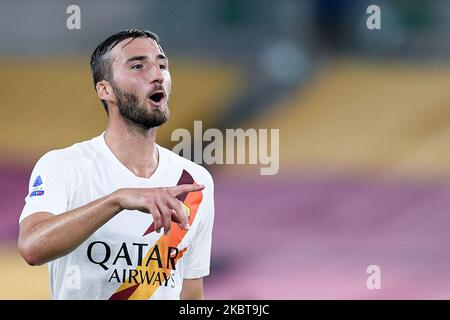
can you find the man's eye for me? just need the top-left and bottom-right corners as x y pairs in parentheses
(132, 64), (143, 70)
(159, 64), (166, 70)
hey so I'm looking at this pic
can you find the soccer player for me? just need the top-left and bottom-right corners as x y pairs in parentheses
(17, 29), (214, 300)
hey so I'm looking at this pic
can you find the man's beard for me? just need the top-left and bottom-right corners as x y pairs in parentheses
(112, 83), (169, 129)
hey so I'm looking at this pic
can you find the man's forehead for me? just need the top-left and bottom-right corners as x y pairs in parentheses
(110, 37), (164, 61)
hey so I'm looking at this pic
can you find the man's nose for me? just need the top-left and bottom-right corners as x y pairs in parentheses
(149, 64), (164, 84)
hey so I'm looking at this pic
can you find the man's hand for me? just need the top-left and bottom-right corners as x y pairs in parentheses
(114, 184), (205, 235)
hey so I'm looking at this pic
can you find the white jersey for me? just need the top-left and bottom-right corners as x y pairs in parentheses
(19, 132), (214, 300)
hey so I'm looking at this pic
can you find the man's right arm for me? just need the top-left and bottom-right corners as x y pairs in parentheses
(18, 185), (204, 266)
(18, 191), (122, 266)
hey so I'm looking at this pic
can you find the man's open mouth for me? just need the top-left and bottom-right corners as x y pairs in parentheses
(148, 91), (165, 104)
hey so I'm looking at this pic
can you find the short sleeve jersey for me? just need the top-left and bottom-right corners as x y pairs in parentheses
(19, 132), (214, 300)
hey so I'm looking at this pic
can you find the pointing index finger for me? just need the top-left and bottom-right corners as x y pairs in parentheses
(166, 184), (205, 198)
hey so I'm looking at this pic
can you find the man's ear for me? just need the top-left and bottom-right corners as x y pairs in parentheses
(96, 80), (114, 103)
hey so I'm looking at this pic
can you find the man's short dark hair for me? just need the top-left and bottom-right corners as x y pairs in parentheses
(90, 29), (162, 113)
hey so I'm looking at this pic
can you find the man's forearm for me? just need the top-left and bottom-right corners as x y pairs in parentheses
(181, 278), (205, 300)
(18, 191), (122, 266)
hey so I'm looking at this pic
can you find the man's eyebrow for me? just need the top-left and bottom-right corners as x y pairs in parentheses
(157, 54), (168, 61)
(126, 56), (147, 63)
(126, 54), (168, 63)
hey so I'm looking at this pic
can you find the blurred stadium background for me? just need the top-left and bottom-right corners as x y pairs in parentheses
(2, 0), (450, 299)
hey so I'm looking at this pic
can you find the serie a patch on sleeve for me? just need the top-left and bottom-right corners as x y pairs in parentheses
(30, 174), (46, 197)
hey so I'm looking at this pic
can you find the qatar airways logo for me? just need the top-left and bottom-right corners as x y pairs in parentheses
(87, 241), (179, 287)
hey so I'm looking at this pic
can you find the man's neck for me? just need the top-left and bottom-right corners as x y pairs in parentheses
(104, 119), (159, 179)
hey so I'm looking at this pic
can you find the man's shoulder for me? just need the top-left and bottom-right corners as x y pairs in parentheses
(35, 135), (101, 170)
(158, 144), (214, 185)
